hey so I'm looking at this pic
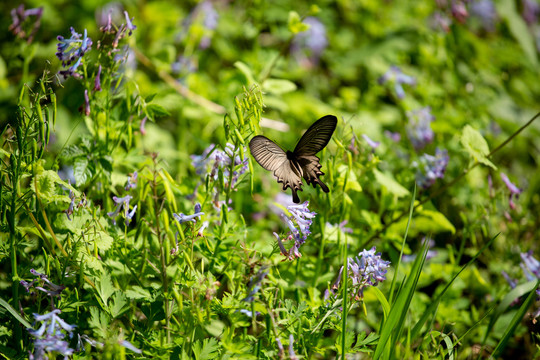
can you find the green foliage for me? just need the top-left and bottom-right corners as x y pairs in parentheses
(1, 0), (539, 359)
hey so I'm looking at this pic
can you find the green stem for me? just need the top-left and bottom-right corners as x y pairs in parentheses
(340, 230), (348, 359)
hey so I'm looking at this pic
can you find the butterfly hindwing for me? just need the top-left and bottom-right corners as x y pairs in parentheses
(296, 154), (329, 193)
(293, 115), (337, 156)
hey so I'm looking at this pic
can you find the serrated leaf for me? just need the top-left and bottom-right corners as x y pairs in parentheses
(89, 306), (110, 338)
(125, 286), (152, 300)
(460, 125), (497, 169)
(192, 338), (219, 360)
(109, 292), (129, 318)
(31, 170), (61, 204)
(95, 272), (115, 307)
(262, 79), (297, 95)
(373, 169), (409, 198)
(61, 145), (84, 160)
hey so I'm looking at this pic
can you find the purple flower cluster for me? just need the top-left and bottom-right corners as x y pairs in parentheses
(413, 148), (449, 189)
(243, 267), (269, 302)
(470, 0), (498, 32)
(56, 27), (93, 79)
(125, 171), (138, 191)
(291, 17), (328, 66)
(406, 107), (435, 151)
(191, 143), (249, 191)
(500, 172), (522, 210)
(20, 269), (65, 297)
(28, 309), (76, 359)
(274, 201), (316, 260)
(502, 251), (540, 320)
(9, 4), (43, 43)
(107, 195), (137, 226)
(378, 66), (416, 99)
(181, 1), (219, 49)
(347, 247), (391, 300)
(361, 134), (380, 150)
(522, 0), (540, 25)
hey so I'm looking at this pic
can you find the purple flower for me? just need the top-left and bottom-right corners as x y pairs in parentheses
(520, 251), (540, 280)
(243, 267), (269, 302)
(522, 0), (540, 25)
(470, 0), (498, 32)
(191, 143), (249, 191)
(378, 66), (416, 99)
(326, 220), (353, 234)
(276, 337), (285, 358)
(197, 221), (209, 237)
(414, 148), (449, 189)
(20, 269), (65, 297)
(362, 134), (380, 149)
(119, 340), (142, 354)
(500, 172), (522, 210)
(107, 195), (133, 225)
(347, 247), (390, 300)
(28, 309), (75, 359)
(124, 11), (137, 35)
(451, 1), (469, 23)
(384, 130), (402, 142)
(56, 27), (93, 79)
(125, 171), (138, 190)
(406, 107), (435, 150)
(182, 1), (219, 49)
(9, 4), (43, 43)
(289, 334), (298, 360)
(65, 188), (76, 220)
(502, 270), (518, 289)
(139, 116), (147, 135)
(291, 17), (328, 65)
(275, 201), (317, 260)
(430, 11), (452, 32)
(82, 89), (90, 116)
(173, 205), (204, 224)
(94, 65), (102, 92)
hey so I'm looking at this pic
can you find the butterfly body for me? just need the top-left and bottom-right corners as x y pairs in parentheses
(249, 115), (337, 203)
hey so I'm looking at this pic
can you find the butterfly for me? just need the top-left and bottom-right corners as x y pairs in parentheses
(249, 115), (337, 203)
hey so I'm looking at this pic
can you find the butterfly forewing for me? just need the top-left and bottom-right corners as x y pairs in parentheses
(249, 136), (288, 171)
(293, 115), (337, 156)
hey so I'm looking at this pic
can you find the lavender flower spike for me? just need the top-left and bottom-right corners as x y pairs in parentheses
(378, 66), (416, 99)
(406, 107), (435, 151)
(28, 309), (76, 359)
(124, 11), (137, 35)
(413, 148), (449, 189)
(347, 247), (390, 300)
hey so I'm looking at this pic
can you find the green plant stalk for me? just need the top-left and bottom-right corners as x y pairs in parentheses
(364, 111), (540, 246)
(340, 229), (347, 360)
(152, 162), (170, 344)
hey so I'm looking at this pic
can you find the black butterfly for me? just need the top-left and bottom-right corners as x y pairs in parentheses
(249, 115), (337, 203)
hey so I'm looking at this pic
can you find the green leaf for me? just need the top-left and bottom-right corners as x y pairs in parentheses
(89, 306), (110, 338)
(0, 297), (32, 329)
(262, 79), (297, 95)
(496, 0), (538, 66)
(491, 280), (540, 358)
(460, 125), (497, 169)
(109, 292), (129, 318)
(146, 103), (171, 119)
(234, 61), (256, 85)
(73, 157), (91, 186)
(31, 170), (57, 203)
(373, 169), (409, 198)
(192, 338), (219, 360)
(125, 286), (152, 300)
(288, 11), (309, 34)
(95, 272), (115, 307)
